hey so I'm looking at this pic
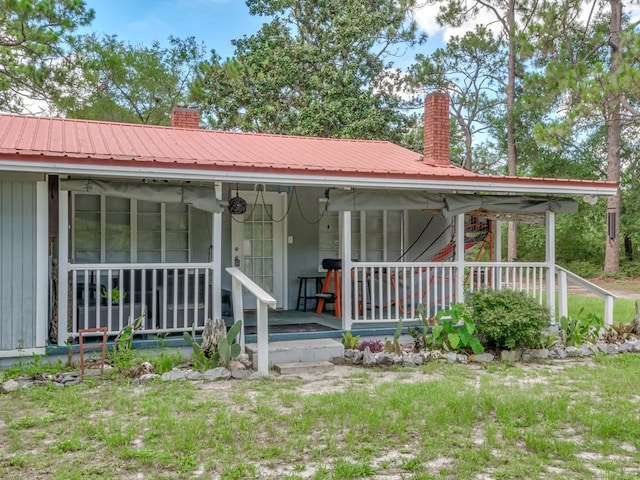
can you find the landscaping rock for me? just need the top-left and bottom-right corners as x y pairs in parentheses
(228, 359), (246, 371)
(203, 367), (231, 381)
(565, 346), (581, 358)
(580, 345), (594, 356)
(530, 349), (549, 360)
(134, 373), (160, 384)
(429, 350), (444, 361)
(236, 353), (252, 368)
(1, 379), (21, 393)
(631, 341), (640, 353)
(456, 354), (469, 364)
(445, 352), (458, 364)
(186, 371), (204, 381)
(376, 353), (395, 368)
(161, 369), (186, 382)
(402, 352), (423, 367)
(344, 349), (358, 360)
(619, 342), (634, 353)
(501, 350), (522, 362)
(470, 352), (494, 363)
(596, 343), (619, 355)
(351, 350), (364, 365)
(230, 368), (252, 380)
(549, 348), (567, 359)
(362, 347), (376, 368)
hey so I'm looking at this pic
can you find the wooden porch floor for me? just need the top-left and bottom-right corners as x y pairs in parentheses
(234, 310), (415, 342)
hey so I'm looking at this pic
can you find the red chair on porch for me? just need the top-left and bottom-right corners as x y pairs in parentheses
(315, 258), (342, 318)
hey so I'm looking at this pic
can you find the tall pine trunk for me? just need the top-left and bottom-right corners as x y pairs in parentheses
(506, 0), (518, 262)
(605, 0), (622, 275)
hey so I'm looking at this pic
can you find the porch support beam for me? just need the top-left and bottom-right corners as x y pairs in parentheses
(455, 214), (465, 304)
(36, 181), (48, 348)
(212, 182), (222, 321)
(493, 220), (502, 262)
(494, 219), (502, 289)
(545, 211), (556, 324)
(341, 211), (352, 330)
(58, 191), (70, 346)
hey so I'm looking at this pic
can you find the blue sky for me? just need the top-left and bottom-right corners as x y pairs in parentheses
(83, 0), (265, 59)
(82, 0), (448, 65)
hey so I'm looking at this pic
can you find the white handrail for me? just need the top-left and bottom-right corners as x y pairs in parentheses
(556, 265), (617, 326)
(226, 267), (276, 376)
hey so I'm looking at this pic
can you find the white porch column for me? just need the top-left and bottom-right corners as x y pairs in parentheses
(212, 182), (222, 320)
(58, 191), (70, 346)
(545, 211), (556, 324)
(455, 214), (465, 304)
(36, 181), (48, 348)
(493, 220), (502, 262)
(494, 220), (502, 289)
(341, 211), (352, 330)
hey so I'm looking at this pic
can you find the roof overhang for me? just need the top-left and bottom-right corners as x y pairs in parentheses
(0, 158), (618, 197)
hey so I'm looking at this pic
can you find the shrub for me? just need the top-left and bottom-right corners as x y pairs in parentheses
(470, 289), (550, 351)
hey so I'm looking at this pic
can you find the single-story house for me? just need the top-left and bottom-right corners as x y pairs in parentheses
(0, 92), (618, 362)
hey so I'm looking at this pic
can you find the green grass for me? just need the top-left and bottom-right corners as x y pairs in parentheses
(567, 294), (637, 324)
(1, 356), (640, 478)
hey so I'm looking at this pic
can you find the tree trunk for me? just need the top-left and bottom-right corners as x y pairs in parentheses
(624, 234), (633, 261)
(605, 0), (622, 275)
(506, 0), (518, 262)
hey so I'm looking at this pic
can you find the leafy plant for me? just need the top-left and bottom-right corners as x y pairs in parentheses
(356, 339), (384, 353)
(101, 286), (127, 305)
(559, 308), (604, 347)
(342, 331), (360, 350)
(384, 319), (404, 355)
(110, 310), (145, 370)
(427, 303), (484, 354)
(183, 320), (243, 370)
(537, 329), (560, 350)
(471, 289), (550, 351)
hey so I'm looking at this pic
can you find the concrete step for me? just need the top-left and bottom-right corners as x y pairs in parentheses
(274, 360), (334, 375)
(245, 338), (344, 368)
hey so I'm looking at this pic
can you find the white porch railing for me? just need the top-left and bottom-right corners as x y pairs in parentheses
(556, 265), (617, 325)
(226, 267), (276, 376)
(348, 261), (548, 327)
(348, 261), (616, 327)
(67, 263), (215, 337)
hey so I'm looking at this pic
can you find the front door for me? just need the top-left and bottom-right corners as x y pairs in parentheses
(231, 191), (287, 308)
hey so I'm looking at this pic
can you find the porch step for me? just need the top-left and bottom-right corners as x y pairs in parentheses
(245, 338), (344, 368)
(274, 360), (334, 375)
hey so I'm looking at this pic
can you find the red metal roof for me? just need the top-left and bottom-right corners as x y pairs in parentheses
(0, 113), (615, 191)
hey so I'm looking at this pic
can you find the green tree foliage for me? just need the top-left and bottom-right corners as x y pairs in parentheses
(0, 0), (94, 113)
(58, 35), (207, 124)
(408, 26), (506, 171)
(191, 0), (423, 142)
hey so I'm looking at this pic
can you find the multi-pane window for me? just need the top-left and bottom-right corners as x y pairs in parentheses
(318, 201), (405, 268)
(72, 194), (189, 263)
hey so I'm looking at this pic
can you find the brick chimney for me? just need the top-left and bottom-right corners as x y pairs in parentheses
(423, 92), (450, 166)
(171, 107), (200, 129)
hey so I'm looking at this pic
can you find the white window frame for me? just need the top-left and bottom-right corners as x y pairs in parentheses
(318, 199), (407, 269)
(71, 193), (191, 263)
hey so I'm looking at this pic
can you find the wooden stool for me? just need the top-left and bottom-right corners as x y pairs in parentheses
(316, 259), (342, 318)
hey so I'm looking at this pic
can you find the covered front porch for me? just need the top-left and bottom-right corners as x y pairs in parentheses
(54, 179), (616, 348)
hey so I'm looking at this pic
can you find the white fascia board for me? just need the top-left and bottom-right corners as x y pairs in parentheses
(0, 160), (618, 197)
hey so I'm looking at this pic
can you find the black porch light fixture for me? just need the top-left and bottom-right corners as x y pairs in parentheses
(228, 184), (247, 215)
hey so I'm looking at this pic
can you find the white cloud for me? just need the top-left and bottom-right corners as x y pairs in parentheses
(413, 1), (640, 44)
